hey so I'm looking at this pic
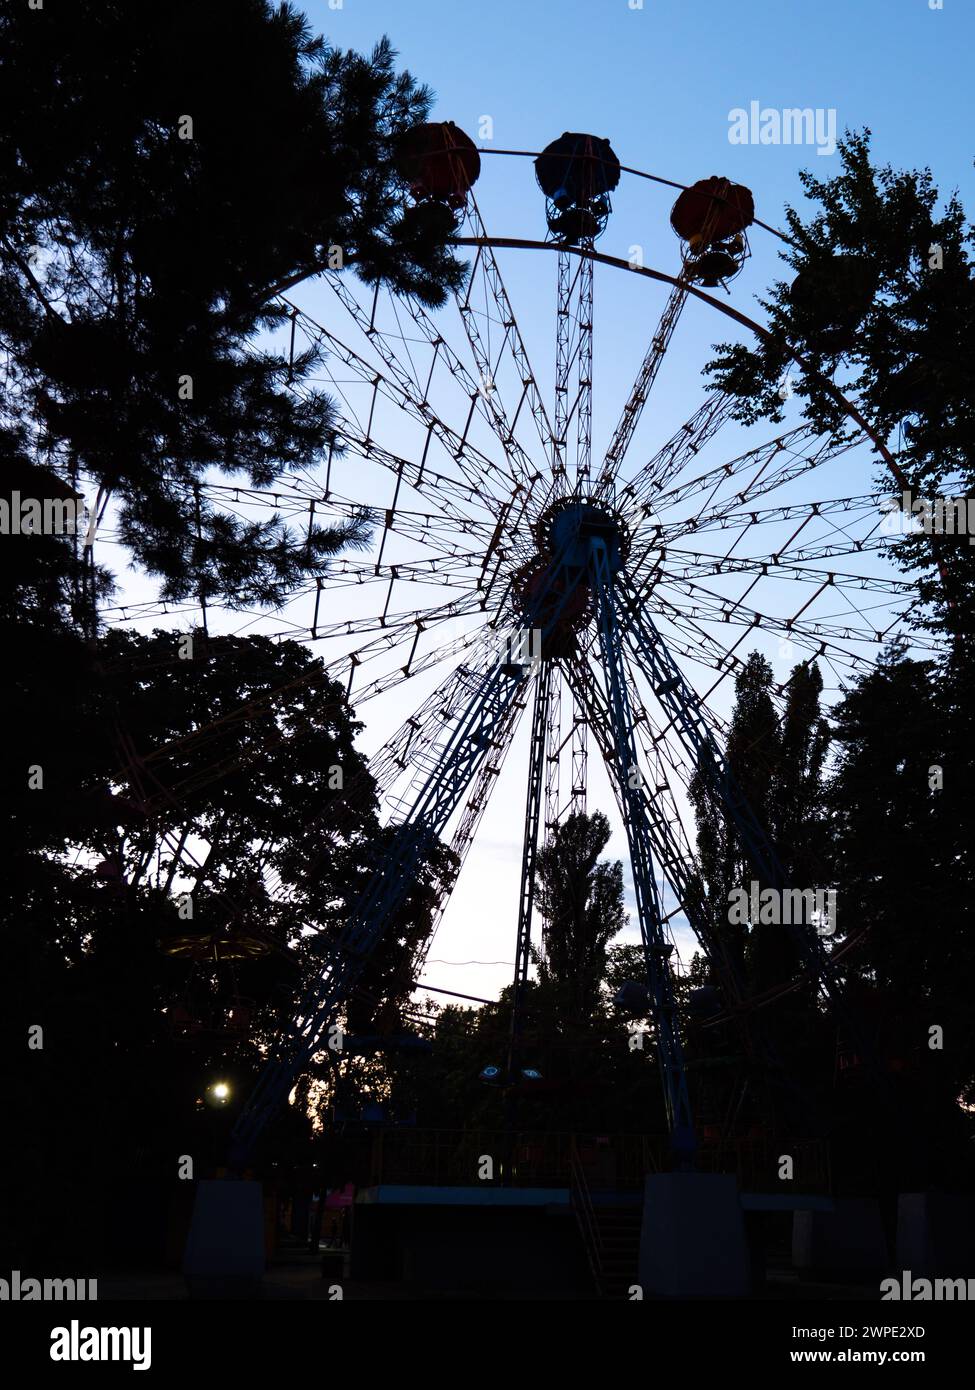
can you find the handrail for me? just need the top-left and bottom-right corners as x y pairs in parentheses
(569, 1138), (605, 1296)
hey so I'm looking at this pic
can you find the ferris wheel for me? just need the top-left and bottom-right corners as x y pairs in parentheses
(95, 125), (937, 1160)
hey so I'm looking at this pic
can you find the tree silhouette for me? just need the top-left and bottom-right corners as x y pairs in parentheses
(827, 644), (975, 1185)
(533, 810), (626, 1031)
(704, 129), (975, 633)
(687, 653), (833, 1135)
(3, 628), (453, 1259)
(0, 1), (466, 609)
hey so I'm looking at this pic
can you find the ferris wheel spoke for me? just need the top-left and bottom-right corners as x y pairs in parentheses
(369, 629), (519, 813)
(333, 595), (520, 709)
(654, 505), (889, 580)
(184, 467), (500, 558)
(553, 250), (595, 493)
(361, 266), (545, 497)
(189, 480), (490, 566)
(287, 299), (515, 519)
(656, 491), (885, 545)
(104, 467), (495, 628)
(595, 281), (693, 498)
(407, 287), (542, 495)
(319, 551), (483, 589)
(459, 195), (557, 467)
(349, 259), (546, 498)
(664, 571), (917, 647)
(178, 588), (484, 652)
(294, 593), (480, 645)
(575, 253), (594, 492)
(627, 506), (907, 649)
(100, 597), (205, 626)
(648, 602), (774, 692)
(614, 394), (739, 516)
(652, 606), (859, 756)
(265, 378), (501, 541)
(664, 430), (862, 539)
(317, 276), (531, 502)
(648, 522), (893, 579)
(651, 591), (859, 705)
(644, 425), (863, 537)
(638, 585), (803, 688)
(335, 416), (503, 520)
(651, 576), (921, 673)
(624, 434), (872, 588)
(324, 491), (499, 560)
(656, 548), (914, 598)
(293, 369), (502, 526)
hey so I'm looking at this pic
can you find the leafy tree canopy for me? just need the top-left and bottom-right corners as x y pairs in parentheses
(0, 1), (466, 608)
(705, 130), (975, 630)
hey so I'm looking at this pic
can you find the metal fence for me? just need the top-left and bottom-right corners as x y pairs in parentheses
(366, 1128), (829, 1193)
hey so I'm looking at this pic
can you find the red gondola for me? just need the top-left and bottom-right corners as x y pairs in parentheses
(671, 176), (755, 249)
(396, 121), (480, 206)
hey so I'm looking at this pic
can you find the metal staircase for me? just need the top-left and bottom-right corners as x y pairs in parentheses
(569, 1140), (643, 1298)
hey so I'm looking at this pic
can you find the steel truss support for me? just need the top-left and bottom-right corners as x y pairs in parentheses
(543, 662), (562, 844)
(569, 681), (588, 815)
(415, 671), (533, 973)
(566, 658), (748, 1015)
(506, 662), (554, 1079)
(588, 543), (695, 1152)
(541, 661), (586, 835)
(567, 653), (818, 1132)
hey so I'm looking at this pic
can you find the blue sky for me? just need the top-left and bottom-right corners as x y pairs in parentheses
(306, 0), (974, 217)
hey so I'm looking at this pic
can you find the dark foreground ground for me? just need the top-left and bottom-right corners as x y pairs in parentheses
(93, 1238), (884, 1300)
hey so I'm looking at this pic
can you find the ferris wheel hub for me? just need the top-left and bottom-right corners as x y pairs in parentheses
(539, 497), (630, 574)
(512, 499), (630, 650)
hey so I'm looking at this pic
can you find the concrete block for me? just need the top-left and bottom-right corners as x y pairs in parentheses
(183, 1179), (265, 1298)
(793, 1198), (887, 1277)
(896, 1193), (975, 1277)
(638, 1172), (750, 1298)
